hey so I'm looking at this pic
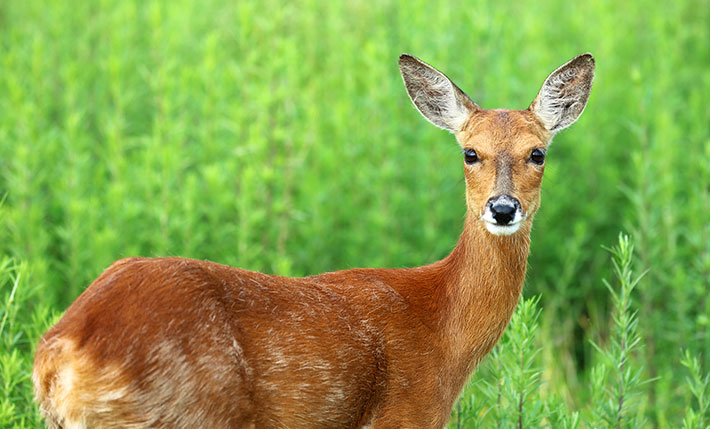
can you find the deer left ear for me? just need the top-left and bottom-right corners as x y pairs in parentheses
(529, 53), (595, 133)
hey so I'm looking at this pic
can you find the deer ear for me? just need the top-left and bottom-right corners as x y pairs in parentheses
(529, 53), (595, 133)
(399, 54), (479, 133)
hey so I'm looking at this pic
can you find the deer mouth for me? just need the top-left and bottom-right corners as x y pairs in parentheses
(482, 220), (523, 236)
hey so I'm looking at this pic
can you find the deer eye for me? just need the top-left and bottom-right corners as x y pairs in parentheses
(529, 148), (546, 165)
(463, 149), (478, 165)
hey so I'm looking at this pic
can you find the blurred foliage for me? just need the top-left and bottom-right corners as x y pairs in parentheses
(0, 0), (708, 426)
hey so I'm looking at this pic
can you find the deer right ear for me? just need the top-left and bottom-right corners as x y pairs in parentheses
(399, 54), (479, 133)
(529, 53), (595, 133)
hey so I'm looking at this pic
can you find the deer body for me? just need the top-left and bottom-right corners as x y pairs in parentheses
(34, 54), (594, 428)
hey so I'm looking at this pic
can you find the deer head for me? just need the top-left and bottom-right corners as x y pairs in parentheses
(399, 53), (594, 236)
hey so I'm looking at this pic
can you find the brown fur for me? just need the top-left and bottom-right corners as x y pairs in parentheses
(33, 54), (594, 428)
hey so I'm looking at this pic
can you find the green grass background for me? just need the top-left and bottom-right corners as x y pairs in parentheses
(0, 0), (708, 426)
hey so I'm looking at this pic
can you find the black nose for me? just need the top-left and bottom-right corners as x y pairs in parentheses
(490, 203), (516, 225)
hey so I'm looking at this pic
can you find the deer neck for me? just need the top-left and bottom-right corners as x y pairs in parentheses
(438, 211), (530, 388)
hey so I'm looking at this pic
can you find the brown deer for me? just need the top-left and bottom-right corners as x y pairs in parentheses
(33, 53), (594, 428)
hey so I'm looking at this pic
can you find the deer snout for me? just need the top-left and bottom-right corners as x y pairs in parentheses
(482, 195), (524, 235)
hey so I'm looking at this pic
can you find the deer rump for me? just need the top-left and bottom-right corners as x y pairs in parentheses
(33, 257), (446, 428)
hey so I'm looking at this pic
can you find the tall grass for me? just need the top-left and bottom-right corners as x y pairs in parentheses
(0, 257), (49, 427)
(0, 0), (708, 426)
(681, 349), (710, 429)
(587, 236), (649, 428)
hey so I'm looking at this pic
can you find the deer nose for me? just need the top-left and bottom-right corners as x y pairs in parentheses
(487, 196), (520, 225)
(491, 204), (515, 225)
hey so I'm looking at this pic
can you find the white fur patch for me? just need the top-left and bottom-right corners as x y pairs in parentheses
(483, 221), (522, 236)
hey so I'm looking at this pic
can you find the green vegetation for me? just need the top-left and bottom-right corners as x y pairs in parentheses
(0, 0), (708, 426)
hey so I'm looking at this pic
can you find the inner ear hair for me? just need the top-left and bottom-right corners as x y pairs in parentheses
(399, 54), (479, 133)
(530, 53), (595, 133)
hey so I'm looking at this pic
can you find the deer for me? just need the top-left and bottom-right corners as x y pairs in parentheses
(33, 52), (594, 428)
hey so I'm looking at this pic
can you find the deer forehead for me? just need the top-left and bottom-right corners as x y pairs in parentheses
(456, 110), (550, 157)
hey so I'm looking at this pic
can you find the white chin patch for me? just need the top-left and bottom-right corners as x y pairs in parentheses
(484, 221), (522, 236)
